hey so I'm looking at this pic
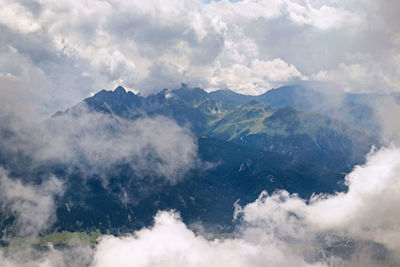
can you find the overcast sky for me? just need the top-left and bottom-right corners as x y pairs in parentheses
(1, 0), (399, 115)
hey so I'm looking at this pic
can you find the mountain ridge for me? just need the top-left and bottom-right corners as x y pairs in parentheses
(66, 85), (378, 172)
(0, 84), (378, 237)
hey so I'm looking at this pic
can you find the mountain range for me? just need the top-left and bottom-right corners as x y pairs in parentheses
(0, 85), (379, 236)
(72, 84), (378, 172)
(209, 85), (400, 135)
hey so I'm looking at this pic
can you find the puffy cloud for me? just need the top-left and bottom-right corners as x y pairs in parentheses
(251, 58), (303, 82)
(0, 136), (399, 266)
(1, 0), (399, 116)
(286, 1), (360, 30)
(237, 145), (400, 261)
(307, 147), (400, 250)
(93, 211), (314, 267)
(90, 146), (400, 266)
(0, 1), (41, 34)
(210, 58), (304, 95)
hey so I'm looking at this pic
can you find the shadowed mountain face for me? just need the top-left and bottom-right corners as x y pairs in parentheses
(0, 85), (360, 235)
(74, 85), (378, 172)
(0, 125), (345, 235)
(53, 136), (345, 233)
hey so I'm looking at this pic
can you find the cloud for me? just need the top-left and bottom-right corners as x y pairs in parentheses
(42, 108), (198, 181)
(0, 90), (200, 265)
(306, 147), (400, 250)
(90, 145), (400, 266)
(0, 131), (399, 266)
(210, 58), (305, 95)
(0, 245), (93, 267)
(0, 1), (41, 34)
(0, 104), (198, 183)
(1, 0), (399, 116)
(0, 168), (64, 237)
(236, 145), (400, 261)
(93, 211), (313, 267)
(286, 1), (359, 30)
(0, 104), (200, 264)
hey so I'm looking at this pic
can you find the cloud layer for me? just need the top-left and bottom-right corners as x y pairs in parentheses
(0, 133), (399, 266)
(1, 0), (399, 116)
(92, 145), (400, 266)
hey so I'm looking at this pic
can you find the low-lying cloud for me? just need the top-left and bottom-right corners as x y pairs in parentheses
(0, 104), (198, 183)
(91, 145), (400, 266)
(42, 109), (198, 182)
(0, 245), (93, 267)
(0, 143), (399, 266)
(0, 104), (201, 265)
(0, 168), (64, 238)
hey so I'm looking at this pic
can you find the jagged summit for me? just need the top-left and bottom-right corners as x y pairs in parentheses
(54, 84), (378, 172)
(114, 86), (127, 94)
(36, 84), (380, 234)
(70, 84), (378, 172)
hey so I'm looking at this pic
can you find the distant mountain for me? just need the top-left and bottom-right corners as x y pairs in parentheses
(208, 89), (254, 105)
(209, 85), (394, 135)
(206, 104), (375, 171)
(209, 85), (323, 111)
(72, 85), (378, 172)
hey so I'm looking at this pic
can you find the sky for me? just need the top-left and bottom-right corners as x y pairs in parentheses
(1, 0), (400, 116)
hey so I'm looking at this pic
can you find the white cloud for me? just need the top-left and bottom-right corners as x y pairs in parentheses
(310, 60), (400, 93)
(1, 107), (399, 265)
(238, 145), (400, 256)
(2, 146), (400, 265)
(93, 211), (314, 267)
(43, 110), (198, 181)
(210, 58), (304, 95)
(91, 146), (400, 266)
(0, 1), (41, 33)
(286, 1), (360, 30)
(252, 58), (304, 82)
(0, 104), (198, 183)
(307, 147), (400, 249)
(206, 0), (285, 21)
(1, 0), (398, 115)
(311, 63), (370, 92)
(0, 168), (64, 237)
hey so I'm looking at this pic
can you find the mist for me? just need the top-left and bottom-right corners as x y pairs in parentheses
(90, 145), (400, 266)
(2, 145), (400, 266)
(0, 145), (396, 266)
